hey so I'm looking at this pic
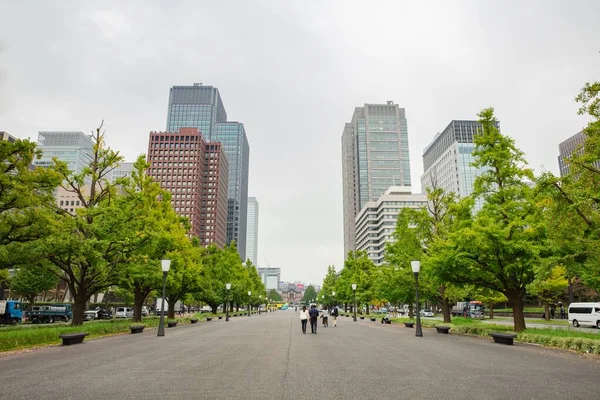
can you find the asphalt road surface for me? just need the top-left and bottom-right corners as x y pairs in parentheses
(1, 311), (600, 400)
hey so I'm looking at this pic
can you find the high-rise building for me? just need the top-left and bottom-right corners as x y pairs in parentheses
(341, 102), (411, 258)
(245, 197), (259, 265)
(355, 187), (427, 266)
(106, 162), (135, 183)
(258, 267), (281, 291)
(147, 127), (229, 246)
(165, 83), (250, 259)
(421, 120), (498, 207)
(1, 131), (17, 142)
(34, 131), (94, 174)
(167, 84), (227, 138)
(558, 131), (600, 176)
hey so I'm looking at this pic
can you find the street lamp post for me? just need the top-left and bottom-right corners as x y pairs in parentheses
(157, 259), (171, 337)
(248, 291), (251, 317)
(411, 261), (423, 337)
(225, 283), (231, 322)
(332, 291), (335, 307)
(352, 283), (357, 322)
(322, 294), (325, 306)
(259, 295), (262, 315)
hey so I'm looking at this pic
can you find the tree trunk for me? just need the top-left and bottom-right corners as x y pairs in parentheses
(567, 276), (574, 303)
(489, 304), (494, 319)
(544, 302), (550, 321)
(442, 297), (451, 323)
(508, 289), (526, 332)
(211, 304), (218, 314)
(408, 304), (414, 319)
(167, 298), (178, 319)
(366, 304), (370, 315)
(132, 288), (146, 323)
(344, 303), (348, 313)
(72, 291), (88, 326)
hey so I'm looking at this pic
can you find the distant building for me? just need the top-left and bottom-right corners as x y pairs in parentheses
(34, 131), (94, 175)
(558, 130), (600, 176)
(0, 131), (17, 142)
(279, 283), (303, 304)
(355, 186), (427, 266)
(342, 102), (411, 259)
(421, 120), (498, 210)
(245, 197), (259, 265)
(146, 127), (229, 246)
(106, 162), (135, 183)
(258, 267), (281, 290)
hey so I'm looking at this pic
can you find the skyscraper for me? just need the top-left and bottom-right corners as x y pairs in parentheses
(147, 127), (229, 245)
(0, 131), (17, 142)
(341, 102), (411, 258)
(245, 197), (259, 265)
(166, 84), (250, 260)
(421, 120), (497, 206)
(34, 131), (94, 174)
(558, 131), (600, 176)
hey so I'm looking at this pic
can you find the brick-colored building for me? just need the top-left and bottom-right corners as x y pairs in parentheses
(147, 128), (228, 246)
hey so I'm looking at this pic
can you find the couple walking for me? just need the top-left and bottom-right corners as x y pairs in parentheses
(299, 305), (339, 334)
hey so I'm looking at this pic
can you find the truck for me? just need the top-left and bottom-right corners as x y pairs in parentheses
(26, 304), (73, 323)
(0, 300), (23, 324)
(452, 301), (485, 319)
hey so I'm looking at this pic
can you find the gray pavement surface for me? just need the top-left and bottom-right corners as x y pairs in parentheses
(1, 311), (600, 400)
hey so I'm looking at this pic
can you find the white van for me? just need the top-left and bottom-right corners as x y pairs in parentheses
(115, 307), (133, 318)
(568, 302), (600, 328)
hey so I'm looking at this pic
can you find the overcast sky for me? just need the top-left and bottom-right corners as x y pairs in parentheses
(1, 1), (598, 285)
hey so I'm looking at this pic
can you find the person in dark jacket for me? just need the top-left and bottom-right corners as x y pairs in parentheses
(309, 305), (319, 334)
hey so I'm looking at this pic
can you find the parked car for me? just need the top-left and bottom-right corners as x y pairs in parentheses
(84, 308), (113, 321)
(141, 306), (149, 317)
(568, 302), (600, 328)
(115, 307), (133, 318)
(420, 309), (434, 317)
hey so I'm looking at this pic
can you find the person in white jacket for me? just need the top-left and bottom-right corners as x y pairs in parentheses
(299, 306), (309, 334)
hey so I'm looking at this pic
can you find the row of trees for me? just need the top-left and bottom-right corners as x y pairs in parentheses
(0, 123), (265, 325)
(323, 81), (600, 331)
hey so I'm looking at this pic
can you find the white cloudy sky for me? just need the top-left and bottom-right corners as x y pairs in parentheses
(1, 1), (598, 285)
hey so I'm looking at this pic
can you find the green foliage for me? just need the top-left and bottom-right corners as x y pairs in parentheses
(527, 265), (568, 304)
(302, 285), (318, 303)
(9, 264), (58, 307)
(320, 265), (337, 304)
(268, 289), (282, 302)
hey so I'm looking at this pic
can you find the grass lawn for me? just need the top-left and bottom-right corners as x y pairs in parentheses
(491, 308), (545, 313)
(0, 316), (196, 352)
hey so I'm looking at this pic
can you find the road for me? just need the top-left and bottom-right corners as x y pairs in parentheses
(1, 311), (599, 400)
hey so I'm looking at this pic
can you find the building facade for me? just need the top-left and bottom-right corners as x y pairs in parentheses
(421, 120), (498, 208)
(342, 102), (411, 258)
(146, 127), (229, 246)
(245, 197), (259, 265)
(258, 267), (281, 291)
(1, 131), (17, 142)
(558, 130), (600, 176)
(354, 186), (427, 266)
(34, 131), (94, 174)
(166, 83), (250, 260)
(105, 162), (135, 183)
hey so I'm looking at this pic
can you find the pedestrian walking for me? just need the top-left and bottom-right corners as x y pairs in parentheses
(309, 305), (319, 334)
(321, 306), (329, 328)
(560, 306), (566, 320)
(299, 306), (309, 334)
(550, 305), (555, 319)
(331, 305), (339, 327)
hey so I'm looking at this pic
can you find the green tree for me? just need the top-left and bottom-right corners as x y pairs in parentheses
(320, 265), (338, 305)
(39, 123), (130, 325)
(9, 264), (58, 309)
(337, 251), (376, 313)
(302, 285), (318, 304)
(528, 265), (568, 320)
(432, 108), (543, 331)
(268, 288), (282, 302)
(164, 239), (202, 319)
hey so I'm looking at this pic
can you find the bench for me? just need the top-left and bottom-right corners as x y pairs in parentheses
(218, 316), (223, 320)
(59, 333), (88, 346)
(435, 326), (450, 334)
(359, 316), (365, 320)
(370, 317), (376, 321)
(167, 321), (178, 328)
(129, 325), (145, 334)
(206, 317), (212, 321)
(404, 322), (414, 328)
(490, 332), (517, 345)
(190, 318), (198, 324)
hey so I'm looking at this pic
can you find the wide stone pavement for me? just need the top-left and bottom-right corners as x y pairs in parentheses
(1, 310), (600, 400)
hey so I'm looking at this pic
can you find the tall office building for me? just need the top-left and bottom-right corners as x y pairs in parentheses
(34, 131), (94, 174)
(421, 120), (498, 207)
(166, 84), (250, 260)
(558, 131), (600, 176)
(341, 102), (411, 258)
(245, 197), (259, 265)
(1, 131), (17, 142)
(258, 267), (281, 291)
(355, 187), (427, 265)
(147, 127), (229, 246)
(105, 162), (135, 183)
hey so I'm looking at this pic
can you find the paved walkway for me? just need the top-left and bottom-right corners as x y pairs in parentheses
(1, 311), (599, 399)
